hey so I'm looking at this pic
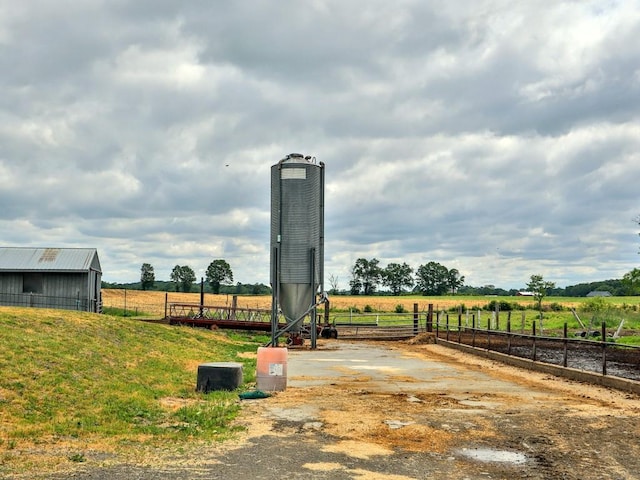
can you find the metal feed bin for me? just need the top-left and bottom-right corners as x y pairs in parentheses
(270, 154), (325, 348)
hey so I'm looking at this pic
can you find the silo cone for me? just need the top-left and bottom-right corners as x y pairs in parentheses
(279, 283), (313, 327)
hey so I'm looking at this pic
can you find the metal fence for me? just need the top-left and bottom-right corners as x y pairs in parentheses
(435, 321), (640, 382)
(0, 292), (100, 312)
(324, 310), (640, 383)
(333, 311), (424, 340)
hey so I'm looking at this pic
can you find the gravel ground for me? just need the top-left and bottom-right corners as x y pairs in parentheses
(11, 340), (640, 480)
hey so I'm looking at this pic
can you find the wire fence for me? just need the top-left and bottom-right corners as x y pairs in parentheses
(0, 292), (99, 312)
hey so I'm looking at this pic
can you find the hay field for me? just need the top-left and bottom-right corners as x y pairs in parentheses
(101, 289), (585, 317)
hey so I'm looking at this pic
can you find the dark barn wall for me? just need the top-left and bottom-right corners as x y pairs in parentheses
(0, 272), (99, 312)
(42, 273), (87, 297)
(0, 273), (22, 294)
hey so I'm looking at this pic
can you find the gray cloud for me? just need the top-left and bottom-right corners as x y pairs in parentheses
(1, 1), (639, 289)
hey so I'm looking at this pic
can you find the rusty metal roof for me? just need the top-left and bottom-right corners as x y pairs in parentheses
(0, 247), (101, 273)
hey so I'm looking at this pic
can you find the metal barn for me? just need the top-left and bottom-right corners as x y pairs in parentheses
(0, 247), (102, 312)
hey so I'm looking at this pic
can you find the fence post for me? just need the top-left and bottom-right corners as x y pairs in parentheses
(487, 318), (491, 351)
(232, 295), (238, 321)
(446, 314), (450, 341)
(164, 292), (168, 319)
(427, 304), (433, 332)
(532, 321), (537, 361)
(413, 303), (419, 335)
(563, 323), (568, 367)
(458, 313), (462, 342)
(602, 322), (607, 376)
(507, 318), (511, 355)
(472, 314), (476, 347)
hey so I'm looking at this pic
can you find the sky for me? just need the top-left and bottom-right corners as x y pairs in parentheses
(1, 1), (639, 290)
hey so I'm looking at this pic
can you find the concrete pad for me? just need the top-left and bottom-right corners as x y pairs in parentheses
(287, 342), (556, 403)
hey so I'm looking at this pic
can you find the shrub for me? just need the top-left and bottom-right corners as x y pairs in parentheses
(364, 304), (373, 313)
(549, 302), (565, 312)
(394, 304), (407, 314)
(447, 304), (467, 313)
(485, 300), (513, 312)
(581, 297), (609, 313)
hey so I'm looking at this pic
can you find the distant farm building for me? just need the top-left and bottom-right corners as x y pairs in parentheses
(516, 291), (534, 296)
(0, 247), (102, 312)
(586, 290), (612, 298)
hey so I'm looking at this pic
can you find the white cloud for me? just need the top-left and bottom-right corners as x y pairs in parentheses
(0, 0), (639, 289)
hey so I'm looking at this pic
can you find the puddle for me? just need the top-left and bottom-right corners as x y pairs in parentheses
(457, 447), (527, 464)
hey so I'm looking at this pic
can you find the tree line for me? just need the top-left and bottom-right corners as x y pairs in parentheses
(103, 260), (268, 295)
(101, 257), (640, 298)
(341, 258), (639, 297)
(345, 258), (464, 296)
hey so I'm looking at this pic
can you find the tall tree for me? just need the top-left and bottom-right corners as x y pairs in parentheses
(349, 277), (362, 295)
(415, 261), (450, 295)
(622, 268), (640, 295)
(140, 263), (155, 291)
(206, 259), (234, 294)
(447, 268), (465, 294)
(350, 258), (382, 295)
(526, 274), (556, 328)
(382, 262), (414, 296)
(170, 265), (196, 293)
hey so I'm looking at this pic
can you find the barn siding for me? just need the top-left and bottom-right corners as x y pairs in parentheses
(0, 272), (97, 311)
(0, 273), (22, 294)
(42, 273), (87, 297)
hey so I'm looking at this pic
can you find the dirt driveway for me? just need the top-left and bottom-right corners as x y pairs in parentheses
(39, 339), (640, 480)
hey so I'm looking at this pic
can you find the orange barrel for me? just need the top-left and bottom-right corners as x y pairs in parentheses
(256, 347), (288, 391)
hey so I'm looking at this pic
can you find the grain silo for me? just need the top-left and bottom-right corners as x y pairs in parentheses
(270, 153), (325, 347)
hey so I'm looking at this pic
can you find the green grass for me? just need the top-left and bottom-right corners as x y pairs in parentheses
(336, 295), (640, 345)
(0, 306), (266, 475)
(101, 305), (154, 318)
(432, 301), (640, 344)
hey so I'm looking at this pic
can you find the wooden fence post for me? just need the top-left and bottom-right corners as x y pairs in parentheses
(602, 322), (607, 375)
(164, 292), (168, 319)
(471, 314), (476, 347)
(563, 323), (568, 367)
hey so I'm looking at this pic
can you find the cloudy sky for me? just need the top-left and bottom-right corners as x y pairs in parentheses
(1, 1), (639, 290)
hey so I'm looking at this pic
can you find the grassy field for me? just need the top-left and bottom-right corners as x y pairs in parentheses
(101, 289), (640, 343)
(102, 288), (640, 317)
(2, 295), (640, 475)
(0, 306), (267, 476)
